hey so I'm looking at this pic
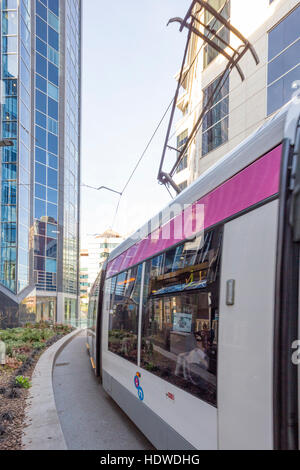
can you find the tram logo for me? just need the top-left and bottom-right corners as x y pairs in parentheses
(134, 372), (144, 401)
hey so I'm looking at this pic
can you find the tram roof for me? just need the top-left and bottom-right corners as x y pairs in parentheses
(108, 97), (299, 263)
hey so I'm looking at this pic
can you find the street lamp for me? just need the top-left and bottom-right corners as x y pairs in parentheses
(82, 184), (122, 196)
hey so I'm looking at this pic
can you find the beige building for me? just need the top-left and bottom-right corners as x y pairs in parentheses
(86, 229), (123, 286)
(79, 230), (123, 315)
(172, 0), (300, 189)
(79, 249), (90, 314)
(80, 229), (123, 292)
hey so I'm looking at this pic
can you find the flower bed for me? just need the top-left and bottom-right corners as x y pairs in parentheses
(0, 323), (74, 450)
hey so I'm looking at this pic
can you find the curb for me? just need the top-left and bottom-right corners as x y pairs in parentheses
(22, 328), (82, 450)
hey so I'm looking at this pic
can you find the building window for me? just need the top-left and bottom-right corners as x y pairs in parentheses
(176, 129), (188, 173)
(267, 6), (300, 115)
(202, 74), (229, 156)
(87, 273), (101, 331)
(203, 0), (230, 69)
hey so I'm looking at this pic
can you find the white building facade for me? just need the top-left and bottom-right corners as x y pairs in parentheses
(173, 0), (300, 188)
(83, 229), (123, 293)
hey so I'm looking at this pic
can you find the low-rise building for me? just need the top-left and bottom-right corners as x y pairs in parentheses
(79, 249), (90, 315)
(79, 230), (123, 315)
(86, 229), (123, 287)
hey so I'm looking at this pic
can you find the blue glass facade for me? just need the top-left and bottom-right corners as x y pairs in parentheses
(0, 0), (81, 327)
(1, 0), (19, 292)
(19, 0), (31, 294)
(34, 0), (60, 292)
(63, 0), (81, 322)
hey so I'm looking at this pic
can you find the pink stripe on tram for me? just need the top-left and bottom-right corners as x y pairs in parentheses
(107, 145), (282, 278)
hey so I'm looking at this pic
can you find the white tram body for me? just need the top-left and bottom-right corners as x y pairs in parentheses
(87, 97), (300, 450)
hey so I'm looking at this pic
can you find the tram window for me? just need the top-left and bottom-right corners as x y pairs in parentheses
(87, 273), (101, 332)
(151, 254), (164, 277)
(87, 300), (93, 330)
(108, 276), (117, 312)
(141, 226), (223, 407)
(108, 265), (142, 364)
(87, 298), (96, 331)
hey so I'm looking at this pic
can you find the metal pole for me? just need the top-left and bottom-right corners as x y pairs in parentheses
(157, 20), (194, 183)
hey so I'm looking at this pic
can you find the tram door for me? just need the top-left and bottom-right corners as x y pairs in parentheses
(217, 201), (278, 450)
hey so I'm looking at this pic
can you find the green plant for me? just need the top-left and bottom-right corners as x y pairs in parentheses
(145, 362), (157, 372)
(54, 324), (71, 333)
(4, 340), (28, 357)
(32, 341), (46, 350)
(15, 354), (27, 364)
(15, 376), (31, 389)
(0, 324), (71, 364)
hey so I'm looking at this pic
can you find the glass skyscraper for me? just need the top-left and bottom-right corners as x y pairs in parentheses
(0, 0), (81, 328)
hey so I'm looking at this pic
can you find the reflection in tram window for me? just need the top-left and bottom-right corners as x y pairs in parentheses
(141, 226), (223, 406)
(108, 265), (142, 364)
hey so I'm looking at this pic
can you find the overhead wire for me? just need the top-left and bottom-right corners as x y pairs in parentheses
(102, 1), (229, 226)
(110, 19), (208, 227)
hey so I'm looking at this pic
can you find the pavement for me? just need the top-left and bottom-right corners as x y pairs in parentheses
(22, 329), (81, 450)
(52, 331), (153, 450)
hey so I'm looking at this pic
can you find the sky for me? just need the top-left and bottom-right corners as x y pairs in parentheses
(81, 0), (191, 245)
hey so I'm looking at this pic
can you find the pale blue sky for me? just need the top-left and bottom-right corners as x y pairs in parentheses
(81, 0), (190, 243)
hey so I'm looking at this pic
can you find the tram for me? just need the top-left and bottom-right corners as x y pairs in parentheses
(87, 96), (300, 450)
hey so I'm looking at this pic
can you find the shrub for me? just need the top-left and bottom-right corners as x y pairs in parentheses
(15, 354), (27, 364)
(0, 323), (71, 364)
(5, 341), (28, 357)
(15, 376), (31, 389)
(31, 342), (45, 351)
